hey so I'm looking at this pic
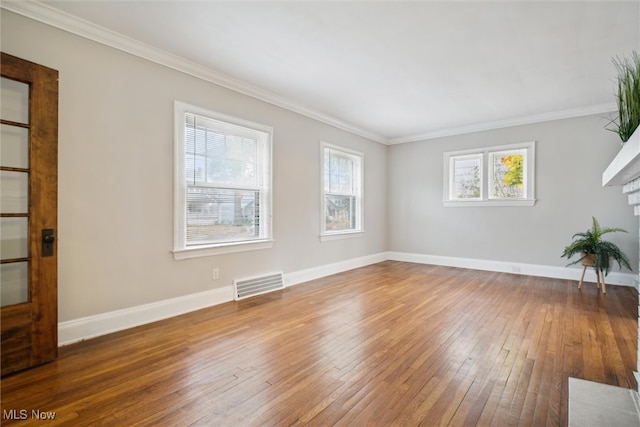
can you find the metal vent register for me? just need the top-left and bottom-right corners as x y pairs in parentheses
(233, 272), (284, 300)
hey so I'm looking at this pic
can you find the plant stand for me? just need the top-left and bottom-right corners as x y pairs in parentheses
(578, 265), (606, 294)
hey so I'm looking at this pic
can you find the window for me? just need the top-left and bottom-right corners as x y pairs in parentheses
(443, 141), (535, 207)
(449, 153), (483, 200)
(174, 102), (273, 259)
(321, 143), (363, 239)
(488, 148), (527, 199)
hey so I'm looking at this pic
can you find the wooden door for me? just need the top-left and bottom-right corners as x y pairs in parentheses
(1, 53), (58, 376)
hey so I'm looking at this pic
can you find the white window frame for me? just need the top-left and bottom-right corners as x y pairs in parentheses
(443, 141), (535, 207)
(321, 142), (364, 241)
(173, 101), (273, 260)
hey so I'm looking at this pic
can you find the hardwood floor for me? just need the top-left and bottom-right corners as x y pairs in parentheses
(1, 261), (637, 426)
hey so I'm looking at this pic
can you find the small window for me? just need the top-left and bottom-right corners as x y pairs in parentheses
(174, 102), (273, 259)
(321, 143), (363, 239)
(488, 148), (527, 199)
(444, 142), (535, 207)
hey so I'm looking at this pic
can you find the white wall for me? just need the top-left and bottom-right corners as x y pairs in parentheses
(388, 114), (639, 273)
(1, 11), (388, 322)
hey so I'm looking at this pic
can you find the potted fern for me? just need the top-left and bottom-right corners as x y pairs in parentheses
(607, 51), (640, 144)
(561, 217), (631, 292)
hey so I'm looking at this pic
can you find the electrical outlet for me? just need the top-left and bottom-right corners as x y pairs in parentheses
(212, 268), (219, 280)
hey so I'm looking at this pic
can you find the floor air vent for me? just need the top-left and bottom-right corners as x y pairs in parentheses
(233, 272), (284, 300)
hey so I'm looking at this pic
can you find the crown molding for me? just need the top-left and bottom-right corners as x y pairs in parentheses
(388, 103), (617, 145)
(1, 0), (389, 144)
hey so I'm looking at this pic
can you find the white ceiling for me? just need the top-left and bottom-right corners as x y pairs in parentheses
(8, 1), (640, 144)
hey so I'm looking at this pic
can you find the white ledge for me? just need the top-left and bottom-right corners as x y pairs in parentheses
(320, 231), (365, 242)
(173, 240), (274, 260)
(603, 129), (640, 187)
(443, 199), (536, 207)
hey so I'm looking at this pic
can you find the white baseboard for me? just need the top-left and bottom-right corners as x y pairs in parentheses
(284, 252), (387, 287)
(59, 251), (637, 346)
(58, 286), (234, 346)
(58, 252), (387, 346)
(386, 251), (639, 288)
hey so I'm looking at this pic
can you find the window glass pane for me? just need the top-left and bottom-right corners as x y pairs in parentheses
(325, 150), (354, 194)
(186, 186), (260, 245)
(186, 114), (259, 187)
(1, 217), (28, 259)
(325, 194), (355, 231)
(0, 77), (29, 124)
(1, 262), (29, 307)
(450, 155), (481, 199)
(489, 149), (525, 199)
(0, 170), (28, 213)
(1, 124), (29, 168)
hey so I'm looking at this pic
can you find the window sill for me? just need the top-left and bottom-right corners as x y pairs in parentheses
(173, 239), (274, 260)
(443, 199), (536, 207)
(320, 231), (365, 242)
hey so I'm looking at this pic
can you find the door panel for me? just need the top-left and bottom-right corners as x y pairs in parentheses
(1, 124), (30, 168)
(1, 53), (58, 376)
